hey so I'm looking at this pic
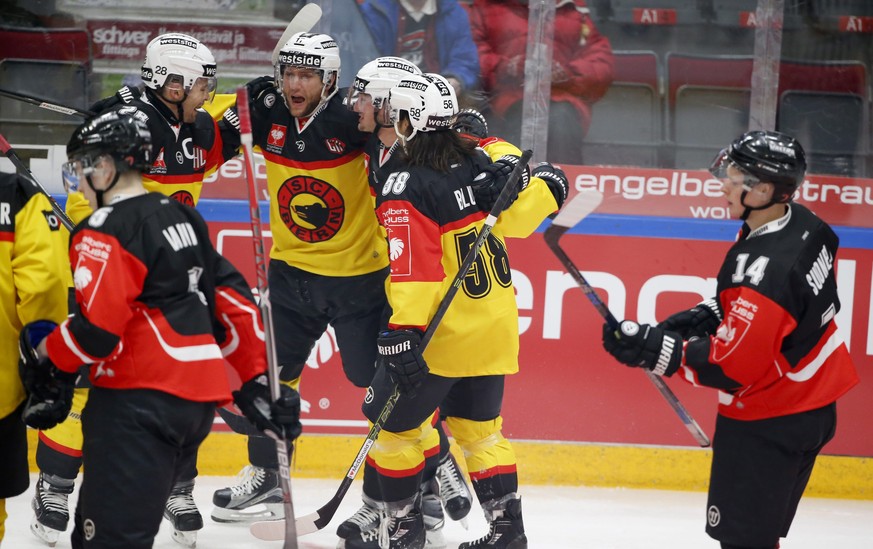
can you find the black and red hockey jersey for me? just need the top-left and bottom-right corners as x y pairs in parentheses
(679, 202), (859, 420)
(45, 193), (265, 404)
(66, 91), (234, 223)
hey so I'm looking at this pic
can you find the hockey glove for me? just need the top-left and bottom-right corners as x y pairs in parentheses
(88, 85), (142, 113)
(532, 162), (569, 209)
(657, 298), (723, 340)
(246, 75), (277, 103)
(233, 374), (303, 441)
(602, 320), (683, 377)
(18, 321), (77, 430)
(378, 329), (429, 396)
(472, 155), (530, 212)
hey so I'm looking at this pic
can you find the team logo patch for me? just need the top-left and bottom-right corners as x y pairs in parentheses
(191, 145), (207, 170)
(707, 505), (720, 527)
(42, 210), (61, 231)
(152, 148), (167, 173)
(276, 175), (344, 242)
(385, 224), (411, 276)
(170, 190), (195, 207)
(73, 235), (112, 311)
(84, 518), (96, 540)
(712, 313), (751, 362)
(325, 137), (346, 155)
(267, 124), (288, 152)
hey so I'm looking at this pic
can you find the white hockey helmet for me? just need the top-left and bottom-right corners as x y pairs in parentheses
(347, 56), (421, 113)
(386, 73), (458, 142)
(141, 33), (217, 93)
(275, 32), (341, 89)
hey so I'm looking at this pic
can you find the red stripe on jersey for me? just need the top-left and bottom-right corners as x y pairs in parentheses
(0, 232), (13, 242)
(365, 455), (427, 478)
(262, 148), (364, 171)
(38, 431), (83, 458)
(468, 463), (518, 482)
(441, 210), (487, 236)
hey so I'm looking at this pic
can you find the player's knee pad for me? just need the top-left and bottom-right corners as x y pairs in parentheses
(446, 416), (505, 455)
(446, 416), (515, 473)
(370, 415), (437, 470)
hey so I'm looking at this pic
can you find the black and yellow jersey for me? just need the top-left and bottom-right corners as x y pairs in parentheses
(65, 89), (235, 224)
(373, 151), (520, 378)
(0, 173), (69, 417)
(237, 90), (388, 277)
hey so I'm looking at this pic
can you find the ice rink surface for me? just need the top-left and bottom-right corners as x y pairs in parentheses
(4, 474), (872, 548)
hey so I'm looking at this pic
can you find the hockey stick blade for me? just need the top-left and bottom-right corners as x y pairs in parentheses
(272, 3), (323, 65)
(543, 192), (711, 448)
(251, 150), (534, 541)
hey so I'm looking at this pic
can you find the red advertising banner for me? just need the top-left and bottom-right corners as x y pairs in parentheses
(86, 19), (284, 69)
(207, 218), (873, 457)
(201, 161), (873, 228)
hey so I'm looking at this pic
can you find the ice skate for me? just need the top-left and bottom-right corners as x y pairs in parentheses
(459, 494), (527, 549)
(30, 473), (74, 547)
(164, 479), (203, 547)
(342, 505), (425, 549)
(421, 481), (446, 549)
(436, 452), (472, 525)
(211, 465), (284, 523)
(336, 500), (381, 543)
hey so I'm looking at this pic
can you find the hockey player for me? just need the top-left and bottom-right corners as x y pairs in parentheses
(210, 32), (390, 523)
(17, 110), (302, 549)
(0, 171), (69, 545)
(29, 33), (236, 548)
(343, 57), (475, 549)
(602, 130), (859, 549)
(343, 72), (531, 549)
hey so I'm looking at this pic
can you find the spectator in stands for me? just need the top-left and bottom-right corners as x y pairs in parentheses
(359, 0), (480, 106)
(469, 0), (614, 165)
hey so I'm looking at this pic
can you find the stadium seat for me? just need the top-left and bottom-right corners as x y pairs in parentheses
(582, 50), (662, 167)
(608, 0), (708, 25)
(0, 28), (91, 144)
(776, 59), (869, 177)
(665, 53), (754, 169)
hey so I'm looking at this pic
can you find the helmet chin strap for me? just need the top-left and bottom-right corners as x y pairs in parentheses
(84, 165), (123, 209)
(738, 188), (782, 221)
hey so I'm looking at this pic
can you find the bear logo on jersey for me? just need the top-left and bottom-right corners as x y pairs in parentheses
(276, 175), (344, 242)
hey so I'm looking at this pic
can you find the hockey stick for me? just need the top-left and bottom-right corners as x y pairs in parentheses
(251, 149), (535, 541)
(543, 191), (711, 447)
(0, 132), (75, 231)
(236, 87), (298, 549)
(0, 87), (94, 118)
(271, 3), (323, 65)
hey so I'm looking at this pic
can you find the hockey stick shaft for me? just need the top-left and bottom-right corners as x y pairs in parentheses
(0, 132), (75, 231)
(236, 87), (299, 549)
(543, 192), (711, 448)
(271, 3), (323, 65)
(251, 149), (535, 541)
(0, 87), (94, 118)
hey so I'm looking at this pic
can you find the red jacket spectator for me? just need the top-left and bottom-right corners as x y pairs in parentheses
(469, 0), (614, 163)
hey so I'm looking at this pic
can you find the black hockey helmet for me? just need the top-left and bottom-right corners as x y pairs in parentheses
(451, 108), (489, 139)
(709, 130), (806, 203)
(66, 110), (153, 173)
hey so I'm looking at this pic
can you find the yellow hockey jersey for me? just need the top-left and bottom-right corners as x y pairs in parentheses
(0, 173), (69, 418)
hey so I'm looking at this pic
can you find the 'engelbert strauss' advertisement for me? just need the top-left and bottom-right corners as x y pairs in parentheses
(199, 162), (873, 457)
